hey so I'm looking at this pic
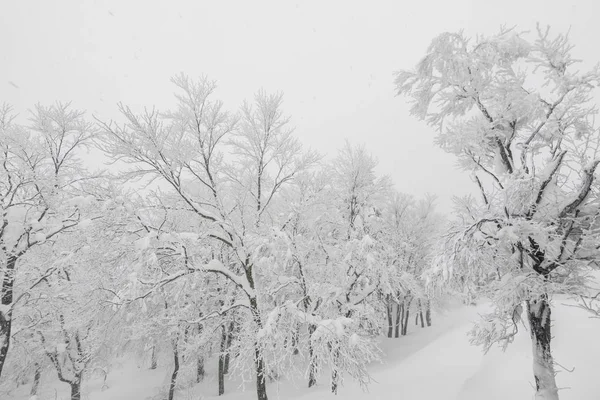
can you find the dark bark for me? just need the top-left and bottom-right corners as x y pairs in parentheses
(402, 298), (412, 336)
(331, 370), (339, 394)
(224, 319), (235, 374)
(0, 256), (17, 378)
(246, 292), (268, 400)
(243, 261), (268, 400)
(51, 364), (83, 400)
(167, 342), (179, 400)
(181, 326), (190, 364)
(218, 356), (225, 396)
(394, 302), (402, 338)
(42, 331), (86, 400)
(425, 302), (432, 327)
(331, 347), (340, 395)
(291, 324), (300, 355)
(196, 356), (204, 383)
(30, 363), (41, 396)
(218, 325), (227, 396)
(308, 324), (317, 388)
(223, 351), (231, 375)
(416, 299), (425, 328)
(386, 296), (394, 337)
(527, 297), (559, 400)
(296, 259), (316, 386)
(254, 344), (268, 400)
(196, 315), (205, 382)
(70, 377), (81, 400)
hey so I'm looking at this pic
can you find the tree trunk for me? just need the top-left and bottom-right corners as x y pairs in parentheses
(308, 324), (317, 388)
(527, 297), (559, 400)
(30, 363), (41, 395)
(425, 301), (432, 327)
(394, 302), (402, 338)
(415, 299), (425, 328)
(254, 344), (268, 400)
(218, 355), (225, 396)
(244, 262), (268, 400)
(167, 341), (179, 400)
(150, 344), (158, 369)
(70, 373), (82, 400)
(331, 347), (340, 395)
(224, 320), (235, 374)
(99, 368), (109, 391)
(218, 325), (227, 396)
(402, 298), (412, 336)
(70, 381), (81, 400)
(291, 324), (300, 355)
(246, 293), (268, 400)
(196, 356), (204, 383)
(181, 326), (190, 364)
(196, 316), (205, 382)
(331, 369), (339, 394)
(0, 256), (17, 379)
(224, 352), (231, 375)
(386, 296), (394, 338)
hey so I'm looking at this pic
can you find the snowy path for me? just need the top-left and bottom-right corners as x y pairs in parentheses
(352, 324), (484, 400)
(293, 300), (600, 400)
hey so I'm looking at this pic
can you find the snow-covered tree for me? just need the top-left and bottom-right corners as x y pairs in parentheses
(7, 185), (130, 399)
(97, 75), (318, 400)
(395, 26), (600, 399)
(249, 169), (383, 393)
(0, 103), (98, 380)
(310, 143), (390, 393)
(380, 193), (441, 337)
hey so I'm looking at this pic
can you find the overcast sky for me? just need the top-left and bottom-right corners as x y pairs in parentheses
(1, 0), (598, 212)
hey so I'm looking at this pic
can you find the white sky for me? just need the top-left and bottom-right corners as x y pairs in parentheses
(1, 0), (598, 212)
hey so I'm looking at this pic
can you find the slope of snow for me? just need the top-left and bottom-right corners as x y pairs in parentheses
(7, 298), (600, 400)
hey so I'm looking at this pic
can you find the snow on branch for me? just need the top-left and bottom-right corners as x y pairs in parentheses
(559, 158), (600, 218)
(181, 301), (250, 325)
(529, 150), (567, 216)
(198, 259), (256, 298)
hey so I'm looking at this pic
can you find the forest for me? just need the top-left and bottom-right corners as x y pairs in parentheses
(2, 26), (600, 400)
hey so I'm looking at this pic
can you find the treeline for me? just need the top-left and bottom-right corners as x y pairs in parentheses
(0, 79), (442, 400)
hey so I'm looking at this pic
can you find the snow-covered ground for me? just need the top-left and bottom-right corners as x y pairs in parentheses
(7, 298), (600, 400)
